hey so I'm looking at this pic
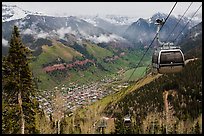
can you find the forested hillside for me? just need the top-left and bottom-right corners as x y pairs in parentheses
(104, 50), (202, 134)
(180, 22), (202, 59)
(2, 3), (202, 134)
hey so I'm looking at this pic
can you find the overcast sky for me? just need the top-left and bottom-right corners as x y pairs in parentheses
(3, 2), (202, 18)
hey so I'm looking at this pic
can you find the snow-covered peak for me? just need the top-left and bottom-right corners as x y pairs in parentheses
(101, 14), (139, 25)
(79, 15), (98, 26)
(186, 12), (202, 23)
(80, 14), (138, 26)
(151, 12), (167, 19)
(2, 4), (42, 22)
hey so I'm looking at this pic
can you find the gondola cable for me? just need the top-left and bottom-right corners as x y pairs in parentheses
(152, 4), (202, 74)
(172, 4), (202, 44)
(165, 2), (193, 42)
(127, 2), (177, 82)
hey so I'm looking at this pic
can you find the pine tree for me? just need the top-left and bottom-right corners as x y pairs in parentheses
(114, 114), (125, 134)
(2, 25), (39, 134)
(194, 121), (200, 134)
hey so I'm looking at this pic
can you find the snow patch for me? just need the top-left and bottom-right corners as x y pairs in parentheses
(102, 15), (138, 25)
(2, 4), (42, 22)
(83, 18), (98, 26)
(80, 15), (138, 26)
(148, 18), (153, 23)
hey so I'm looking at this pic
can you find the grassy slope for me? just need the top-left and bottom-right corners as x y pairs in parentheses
(34, 41), (82, 65)
(85, 42), (113, 59)
(30, 41), (117, 90)
(121, 67), (148, 81)
(30, 40), (152, 91)
(30, 41), (83, 90)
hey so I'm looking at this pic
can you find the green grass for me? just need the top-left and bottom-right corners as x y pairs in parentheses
(86, 42), (113, 59)
(122, 66), (148, 81)
(30, 42), (83, 75)
(39, 43), (82, 63)
(55, 65), (109, 87)
(29, 42), (152, 90)
(29, 42), (84, 90)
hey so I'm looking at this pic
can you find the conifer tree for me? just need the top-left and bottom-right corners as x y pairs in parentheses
(114, 114), (125, 134)
(194, 121), (200, 134)
(2, 25), (39, 134)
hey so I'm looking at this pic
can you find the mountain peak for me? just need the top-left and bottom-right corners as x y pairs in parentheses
(2, 4), (42, 22)
(151, 12), (167, 20)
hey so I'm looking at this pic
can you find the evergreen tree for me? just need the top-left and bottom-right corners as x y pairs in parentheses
(194, 121), (200, 134)
(2, 25), (39, 134)
(114, 114), (125, 134)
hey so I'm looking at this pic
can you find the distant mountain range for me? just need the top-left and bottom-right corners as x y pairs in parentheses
(123, 12), (201, 46)
(2, 4), (202, 59)
(180, 22), (202, 59)
(2, 4), (202, 91)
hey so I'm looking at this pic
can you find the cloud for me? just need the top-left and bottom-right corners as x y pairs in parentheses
(36, 31), (49, 38)
(14, 20), (27, 29)
(78, 29), (124, 43)
(2, 38), (9, 47)
(56, 27), (77, 39)
(22, 28), (49, 39)
(22, 28), (34, 34)
(95, 34), (111, 43)
(86, 34), (125, 43)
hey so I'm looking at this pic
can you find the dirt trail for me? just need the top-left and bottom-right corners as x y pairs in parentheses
(163, 91), (169, 115)
(68, 58), (198, 134)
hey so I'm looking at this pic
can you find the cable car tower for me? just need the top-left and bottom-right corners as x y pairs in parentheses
(152, 19), (185, 74)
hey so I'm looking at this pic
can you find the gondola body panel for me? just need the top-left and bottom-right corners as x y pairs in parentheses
(152, 48), (185, 74)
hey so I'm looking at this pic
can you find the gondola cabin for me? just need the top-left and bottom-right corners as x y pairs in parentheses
(152, 18), (185, 74)
(152, 46), (185, 74)
(123, 116), (131, 126)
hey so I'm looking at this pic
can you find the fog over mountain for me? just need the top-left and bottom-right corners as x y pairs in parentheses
(2, 3), (202, 53)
